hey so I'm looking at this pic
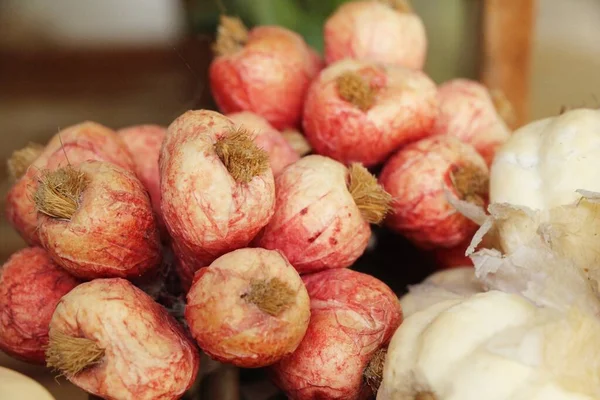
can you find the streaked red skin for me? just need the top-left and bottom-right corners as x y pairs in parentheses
(5, 121), (135, 246)
(379, 136), (488, 249)
(185, 248), (310, 367)
(160, 110), (275, 289)
(117, 124), (167, 232)
(254, 155), (370, 274)
(37, 161), (161, 280)
(210, 26), (319, 130)
(0, 247), (79, 364)
(227, 111), (300, 176)
(302, 59), (438, 167)
(324, 0), (427, 69)
(270, 268), (402, 400)
(49, 278), (199, 400)
(433, 79), (511, 165)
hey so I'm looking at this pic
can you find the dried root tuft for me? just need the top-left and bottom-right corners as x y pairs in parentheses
(7, 142), (44, 181)
(215, 128), (270, 184)
(46, 330), (104, 377)
(212, 15), (249, 57)
(364, 348), (387, 395)
(336, 71), (377, 112)
(34, 166), (88, 220)
(348, 163), (392, 224)
(449, 163), (489, 207)
(241, 278), (295, 316)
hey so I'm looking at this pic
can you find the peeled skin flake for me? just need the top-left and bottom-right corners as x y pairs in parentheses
(302, 59), (438, 167)
(185, 248), (310, 368)
(0, 247), (79, 364)
(46, 278), (199, 400)
(160, 110), (275, 287)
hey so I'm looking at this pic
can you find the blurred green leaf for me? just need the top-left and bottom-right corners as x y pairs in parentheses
(184, 0), (353, 52)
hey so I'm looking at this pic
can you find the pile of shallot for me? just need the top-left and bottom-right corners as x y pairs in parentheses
(1, 1), (526, 399)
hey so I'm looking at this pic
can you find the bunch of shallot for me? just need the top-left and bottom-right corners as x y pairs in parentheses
(0, 1), (524, 399)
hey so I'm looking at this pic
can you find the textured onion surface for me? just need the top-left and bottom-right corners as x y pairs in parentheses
(0, 247), (79, 364)
(185, 248), (310, 367)
(302, 59), (438, 166)
(228, 111), (299, 175)
(255, 155), (370, 274)
(271, 268), (402, 400)
(37, 161), (161, 279)
(433, 79), (511, 165)
(49, 278), (199, 400)
(5, 121), (135, 246)
(324, 0), (427, 69)
(379, 136), (488, 249)
(210, 25), (319, 130)
(160, 110), (275, 287)
(118, 124), (167, 228)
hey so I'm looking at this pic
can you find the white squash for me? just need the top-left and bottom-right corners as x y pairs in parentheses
(399, 267), (484, 317)
(379, 220), (600, 400)
(378, 291), (600, 400)
(490, 108), (600, 209)
(451, 108), (600, 293)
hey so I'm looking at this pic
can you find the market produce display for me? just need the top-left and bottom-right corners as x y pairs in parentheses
(5, 1), (600, 400)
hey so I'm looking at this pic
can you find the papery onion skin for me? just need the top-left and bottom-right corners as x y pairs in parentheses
(185, 248), (310, 368)
(0, 247), (79, 364)
(324, 0), (427, 70)
(254, 155), (370, 274)
(270, 268), (402, 400)
(302, 59), (438, 167)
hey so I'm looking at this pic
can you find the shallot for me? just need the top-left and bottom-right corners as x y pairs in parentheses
(160, 110), (275, 288)
(210, 16), (320, 130)
(255, 155), (391, 274)
(46, 278), (199, 400)
(379, 135), (488, 249)
(5, 122), (134, 245)
(302, 59), (438, 166)
(35, 160), (161, 279)
(185, 248), (310, 367)
(324, 0), (427, 69)
(0, 247), (79, 364)
(270, 268), (402, 399)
